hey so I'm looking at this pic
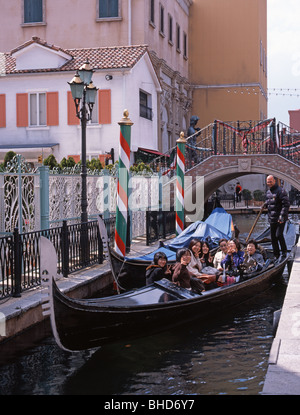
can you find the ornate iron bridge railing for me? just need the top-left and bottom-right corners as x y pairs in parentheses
(277, 122), (300, 165)
(148, 118), (300, 174)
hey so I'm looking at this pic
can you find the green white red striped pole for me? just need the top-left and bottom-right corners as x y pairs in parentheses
(175, 132), (186, 235)
(114, 110), (133, 256)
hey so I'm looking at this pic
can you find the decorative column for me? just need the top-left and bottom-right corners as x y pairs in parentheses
(39, 165), (50, 230)
(175, 132), (186, 235)
(114, 110), (133, 256)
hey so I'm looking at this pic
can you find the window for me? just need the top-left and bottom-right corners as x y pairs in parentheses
(159, 4), (164, 35)
(29, 93), (46, 126)
(168, 14), (173, 44)
(0, 95), (6, 128)
(99, 0), (119, 18)
(17, 92), (58, 127)
(150, 0), (155, 25)
(24, 0), (43, 24)
(176, 24), (181, 52)
(140, 90), (152, 121)
(183, 32), (187, 58)
(89, 95), (98, 124)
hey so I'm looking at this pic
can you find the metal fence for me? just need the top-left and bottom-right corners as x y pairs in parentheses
(146, 208), (176, 245)
(0, 218), (106, 299)
(0, 210), (176, 299)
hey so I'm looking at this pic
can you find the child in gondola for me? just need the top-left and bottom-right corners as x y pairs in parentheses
(145, 251), (172, 285)
(172, 248), (205, 294)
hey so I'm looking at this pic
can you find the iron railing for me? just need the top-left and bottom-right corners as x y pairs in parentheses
(0, 218), (111, 299)
(148, 118), (279, 174)
(0, 211), (176, 299)
(277, 122), (300, 165)
(146, 208), (176, 245)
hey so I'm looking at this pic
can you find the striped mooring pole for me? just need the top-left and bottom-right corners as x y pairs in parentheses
(175, 132), (186, 235)
(114, 110), (133, 256)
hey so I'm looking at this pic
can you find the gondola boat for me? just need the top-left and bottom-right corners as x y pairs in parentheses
(40, 219), (298, 352)
(110, 207), (235, 289)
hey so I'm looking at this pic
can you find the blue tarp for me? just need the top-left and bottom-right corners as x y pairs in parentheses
(126, 246), (177, 262)
(166, 207), (233, 250)
(126, 207), (234, 262)
(204, 207), (233, 238)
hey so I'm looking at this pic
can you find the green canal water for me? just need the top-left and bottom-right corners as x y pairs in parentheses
(0, 213), (298, 395)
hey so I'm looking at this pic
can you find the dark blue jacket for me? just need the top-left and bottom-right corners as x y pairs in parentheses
(266, 184), (290, 224)
(221, 250), (244, 270)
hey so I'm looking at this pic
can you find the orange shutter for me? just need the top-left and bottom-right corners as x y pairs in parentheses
(67, 155), (80, 163)
(67, 91), (80, 125)
(0, 94), (6, 128)
(98, 89), (111, 124)
(16, 93), (28, 127)
(47, 92), (59, 126)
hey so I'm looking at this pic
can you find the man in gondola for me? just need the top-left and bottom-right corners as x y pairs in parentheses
(265, 175), (290, 260)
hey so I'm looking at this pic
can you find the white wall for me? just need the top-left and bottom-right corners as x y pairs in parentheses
(0, 54), (160, 163)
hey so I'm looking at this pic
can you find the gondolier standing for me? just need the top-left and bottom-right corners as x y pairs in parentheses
(265, 175), (290, 260)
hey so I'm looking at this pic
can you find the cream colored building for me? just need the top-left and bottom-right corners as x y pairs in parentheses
(0, 0), (267, 148)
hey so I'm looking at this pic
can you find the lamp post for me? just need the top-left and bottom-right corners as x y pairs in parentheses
(68, 60), (98, 224)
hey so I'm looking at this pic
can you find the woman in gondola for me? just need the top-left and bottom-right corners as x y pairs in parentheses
(213, 238), (228, 270)
(145, 251), (172, 285)
(187, 239), (203, 278)
(188, 239), (219, 289)
(172, 248), (205, 294)
(200, 241), (215, 267)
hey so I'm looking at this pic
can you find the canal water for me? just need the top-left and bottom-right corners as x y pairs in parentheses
(0, 213), (297, 395)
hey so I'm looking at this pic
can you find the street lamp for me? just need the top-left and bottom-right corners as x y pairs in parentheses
(68, 60), (98, 224)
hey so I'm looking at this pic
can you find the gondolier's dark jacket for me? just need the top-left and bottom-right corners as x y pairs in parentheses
(265, 184), (290, 224)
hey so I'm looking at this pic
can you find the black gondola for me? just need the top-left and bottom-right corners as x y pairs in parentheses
(40, 219), (297, 352)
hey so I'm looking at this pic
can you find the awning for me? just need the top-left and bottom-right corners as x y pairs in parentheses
(137, 147), (169, 157)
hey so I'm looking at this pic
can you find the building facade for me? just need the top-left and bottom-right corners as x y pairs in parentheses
(0, 38), (161, 163)
(0, 0), (193, 152)
(189, 0), (268, 128)
(289, 109), (300, 132)
(0, 0), (267, 153)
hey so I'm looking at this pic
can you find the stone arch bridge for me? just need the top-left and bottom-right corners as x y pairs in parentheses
(186, 154), (300, 203)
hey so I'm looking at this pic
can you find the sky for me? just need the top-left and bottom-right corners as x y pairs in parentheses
(268, 0), (300, 125)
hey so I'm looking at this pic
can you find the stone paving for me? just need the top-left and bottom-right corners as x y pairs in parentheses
(262, 239), (300, 395)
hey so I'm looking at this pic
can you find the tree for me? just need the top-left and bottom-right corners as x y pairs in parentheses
(43, 154), (59, 169)
(60, 157), (76, 169)
(4, 151), (17, 167)
(87, 158), (103, 171)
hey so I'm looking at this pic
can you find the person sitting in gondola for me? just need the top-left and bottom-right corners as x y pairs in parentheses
(187, 239), (203, 277)
(213, 238), (228, 271)
(240, 239), (265, 277)
(145, 251), (172, 285)
(187, 239), (217, 290)
(172, 248), (205, 294)
(220, 239), (244, 284)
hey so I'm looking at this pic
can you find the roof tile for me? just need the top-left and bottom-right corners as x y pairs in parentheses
(3, 37), (149, 74)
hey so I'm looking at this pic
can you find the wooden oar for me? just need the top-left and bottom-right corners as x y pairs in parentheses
(245, 203), (266, 244)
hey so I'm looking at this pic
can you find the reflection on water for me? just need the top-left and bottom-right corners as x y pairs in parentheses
(0, 283), (286, 395)
(0, 214), (297, 395)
